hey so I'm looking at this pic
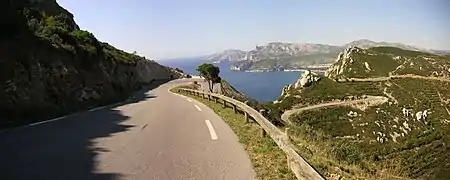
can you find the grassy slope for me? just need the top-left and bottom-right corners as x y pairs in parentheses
(173, 88), (296, 180)
(276, 78), (384, 109)
(274, 47), (450, 178)
(278, 77), (450, 179)
(329, 47), (450, 79)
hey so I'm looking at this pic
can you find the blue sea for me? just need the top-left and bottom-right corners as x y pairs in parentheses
(161, 59), (302, 102)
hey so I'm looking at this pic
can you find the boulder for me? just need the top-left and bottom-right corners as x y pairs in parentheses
(416, 111), (423, 121)
(347, 111), (358, 117)
(294, 70), (321, 88)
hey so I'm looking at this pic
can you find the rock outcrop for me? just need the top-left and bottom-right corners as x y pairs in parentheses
(326, 46), (364, 79)
(294, 70), (321, 88)
(281, 84), (293, 96)
(1, 0), (180, 127)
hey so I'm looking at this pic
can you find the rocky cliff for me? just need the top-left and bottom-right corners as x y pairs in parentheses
(1, 0), (180, 128)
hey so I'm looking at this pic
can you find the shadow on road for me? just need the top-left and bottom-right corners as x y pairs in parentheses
(0, 79), (170, 180)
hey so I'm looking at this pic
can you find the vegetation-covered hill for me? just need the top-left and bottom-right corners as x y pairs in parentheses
(327, 46), (450, 79)
(0, 0), (180, 128)
(268, 47), (450, 179)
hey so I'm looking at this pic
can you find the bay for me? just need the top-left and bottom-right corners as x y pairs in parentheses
(161, 59), (302, 102)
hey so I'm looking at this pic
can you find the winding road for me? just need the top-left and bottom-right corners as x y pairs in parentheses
(283, 75), (449, 123)
(0, 79), (256, 180)
(281, 96), (388, 124)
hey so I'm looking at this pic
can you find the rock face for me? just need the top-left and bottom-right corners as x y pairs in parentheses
(281, 84), (293, 96)
(326, 46), (364, 79)
(0, 0), (179, 127)
(294, 70), (321, 88)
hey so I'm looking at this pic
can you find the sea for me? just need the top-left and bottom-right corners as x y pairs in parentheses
(161, 58), (302, 102)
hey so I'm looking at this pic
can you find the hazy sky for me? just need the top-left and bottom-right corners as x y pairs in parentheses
(58, 0), (449, 60)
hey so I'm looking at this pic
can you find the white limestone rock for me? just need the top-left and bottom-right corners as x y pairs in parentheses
(294, 70), (321, 88)
(364, 62), (372, 71)
(347, 111), (358, 117)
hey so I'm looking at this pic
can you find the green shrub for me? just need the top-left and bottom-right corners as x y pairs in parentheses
(331, 140), (364, 164)
(72, 30), (97, 44)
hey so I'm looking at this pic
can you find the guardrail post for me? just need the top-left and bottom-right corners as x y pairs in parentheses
(232, 104), (237, 113)
(214, 97), (218, 103)
(223, 99), (226, 108)
(244, 112), (249, 123)
(260, 128), (267, 137)
(259, 109), (267, 137)
(207, 94), (211, 101)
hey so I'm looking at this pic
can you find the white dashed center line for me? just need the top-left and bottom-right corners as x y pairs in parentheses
(205, 120), (218, 140)
(28, 116), (66, 126)
(194, 104), (202, 111)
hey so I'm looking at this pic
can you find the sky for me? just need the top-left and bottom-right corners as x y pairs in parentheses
(57, 0), (450, 60)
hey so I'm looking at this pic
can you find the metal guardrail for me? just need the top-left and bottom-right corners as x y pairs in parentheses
(177, 88), (324, 180)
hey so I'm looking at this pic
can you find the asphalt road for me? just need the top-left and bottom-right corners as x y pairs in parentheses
(281, 96), (388, 124)
(0, 78), (256, 180)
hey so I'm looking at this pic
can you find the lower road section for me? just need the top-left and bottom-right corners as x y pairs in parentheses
(0, 79), (256, 180)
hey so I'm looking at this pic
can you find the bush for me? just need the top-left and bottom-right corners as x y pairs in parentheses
(331, 140), (363, 165)
(72, 30), (97, 44)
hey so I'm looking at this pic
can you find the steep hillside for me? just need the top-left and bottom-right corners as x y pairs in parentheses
(0, 0), (180, 128)
(269, 48), (450, 179)
(327, 46), (450, 79)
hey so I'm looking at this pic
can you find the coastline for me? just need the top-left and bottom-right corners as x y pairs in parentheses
(230, 69), (326, 74)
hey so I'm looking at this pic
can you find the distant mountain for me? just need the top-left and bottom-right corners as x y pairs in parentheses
(202, 39), (449, 71)
(431, 49), (450, 54)
(230, 42), (343, 71)
(241, 42), (343, 61)
(202, 49), (247, 62)
(343, 39), (429, 52)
